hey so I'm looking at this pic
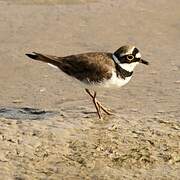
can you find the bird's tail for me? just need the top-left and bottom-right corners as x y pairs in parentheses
(25, 52), (62, 68)
(26, 52), (54, 63)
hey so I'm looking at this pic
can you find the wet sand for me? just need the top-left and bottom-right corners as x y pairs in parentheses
(0, 0), (180, 179)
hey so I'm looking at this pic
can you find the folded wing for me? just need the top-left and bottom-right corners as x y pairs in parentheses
(26, 52), (114, 83)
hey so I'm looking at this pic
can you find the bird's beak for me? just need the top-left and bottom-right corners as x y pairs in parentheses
(139, 59), (149, 65)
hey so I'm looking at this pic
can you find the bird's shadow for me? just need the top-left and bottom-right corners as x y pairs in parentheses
(0, 107), (58, 120)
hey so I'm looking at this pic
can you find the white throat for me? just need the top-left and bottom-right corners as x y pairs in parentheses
(112, 54), (139, 72)
(119, 62), (139, 72)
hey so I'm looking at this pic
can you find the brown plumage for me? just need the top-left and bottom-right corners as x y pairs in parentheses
(26, 52), (115, 83)
(26, 46), (149, 119)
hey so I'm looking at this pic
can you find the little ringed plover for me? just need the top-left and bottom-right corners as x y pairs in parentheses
(26, 45), (149, 119)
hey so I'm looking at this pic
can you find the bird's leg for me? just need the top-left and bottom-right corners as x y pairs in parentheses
(92, 91), (102, 119)
(85, 88), (102, 119)
(96, 101), (113, 115)
(85, 88), (113, 119)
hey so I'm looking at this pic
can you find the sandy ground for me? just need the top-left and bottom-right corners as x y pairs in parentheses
(0, 0), (180, 179)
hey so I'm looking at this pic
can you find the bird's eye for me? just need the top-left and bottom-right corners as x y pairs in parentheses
(126, 55), (134, 61)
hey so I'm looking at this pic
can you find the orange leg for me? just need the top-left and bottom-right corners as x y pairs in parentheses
(85, 88), (113, 119)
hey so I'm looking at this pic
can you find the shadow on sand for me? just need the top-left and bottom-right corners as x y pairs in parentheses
(0, 107), (58, 120)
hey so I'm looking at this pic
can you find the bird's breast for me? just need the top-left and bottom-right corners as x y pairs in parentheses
(103, 71), (132, 88)
(79, 71), (132, 90)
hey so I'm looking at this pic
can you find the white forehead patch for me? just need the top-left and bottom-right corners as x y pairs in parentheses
(120, 46), (135, 57)
(135, 52), (141, 58)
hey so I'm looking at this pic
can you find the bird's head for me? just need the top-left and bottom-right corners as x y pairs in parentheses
(113, 45), (149, 72)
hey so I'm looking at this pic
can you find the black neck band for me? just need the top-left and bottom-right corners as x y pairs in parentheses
(115, 64), (133, 79)
(112, 54), (133, 79)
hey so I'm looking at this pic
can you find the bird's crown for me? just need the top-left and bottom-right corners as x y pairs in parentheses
(113, 45), (149, 65)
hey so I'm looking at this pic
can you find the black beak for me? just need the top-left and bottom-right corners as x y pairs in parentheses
(140, 59), (149, 65)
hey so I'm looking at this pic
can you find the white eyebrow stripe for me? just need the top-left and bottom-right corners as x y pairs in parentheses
(135, 52), (141, 58)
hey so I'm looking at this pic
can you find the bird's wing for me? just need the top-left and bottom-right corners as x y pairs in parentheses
(26, 52), (114, 83)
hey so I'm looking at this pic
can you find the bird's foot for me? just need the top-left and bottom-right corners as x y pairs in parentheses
(85, 88), (113, 119)
(96, 101), (113, 115)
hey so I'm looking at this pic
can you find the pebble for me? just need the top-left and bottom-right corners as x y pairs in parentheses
(40, 88), (46, 92)
(12, 99), (23, 104)
(174, 81), (180, 84)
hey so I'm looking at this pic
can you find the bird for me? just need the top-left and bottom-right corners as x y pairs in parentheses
(26, 45), (149, 119)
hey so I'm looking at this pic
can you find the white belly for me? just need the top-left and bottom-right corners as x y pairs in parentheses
(103, 71), (132, 88)
(80, 71), (132, 90)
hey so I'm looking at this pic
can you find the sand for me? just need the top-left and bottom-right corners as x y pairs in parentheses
(0, 0), (179, 179)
